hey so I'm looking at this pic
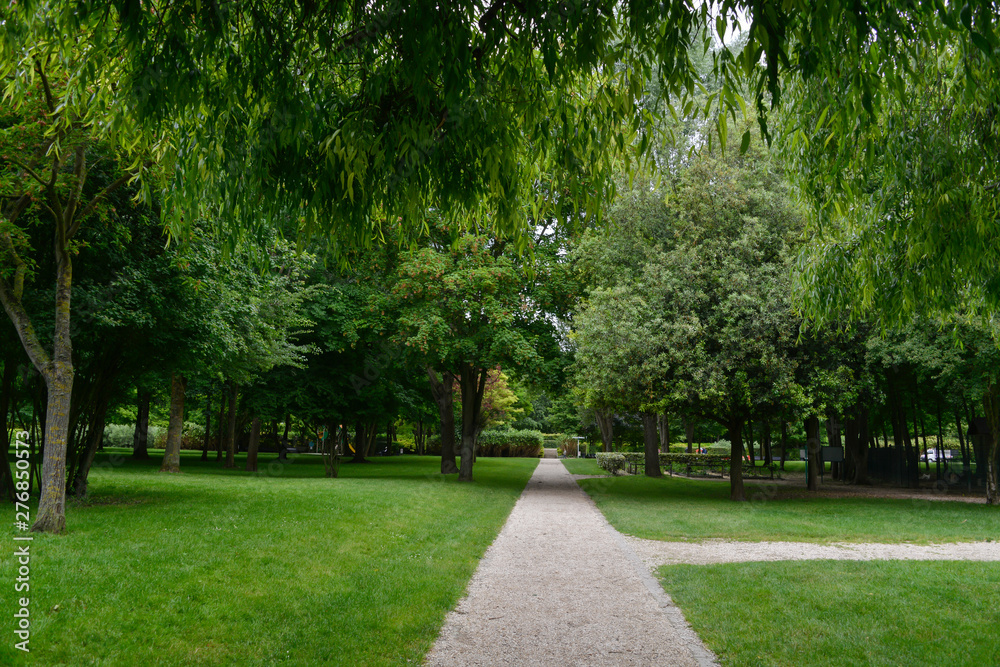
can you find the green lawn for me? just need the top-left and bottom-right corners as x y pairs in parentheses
(2, 449), (537, 666)
(659, 560), (1000, 667)
(575, 473), (1000, 543)
(559, 458), (605, 475)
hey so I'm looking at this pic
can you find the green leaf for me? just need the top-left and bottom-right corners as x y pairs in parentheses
(739, 130), (751, 155)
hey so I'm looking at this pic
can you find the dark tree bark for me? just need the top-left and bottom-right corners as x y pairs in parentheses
(160, 373), (186, 473)
(779, 420), (788, 470)
(746, 417), (756, 466)
(981, 382), (1000, 505)
(657, 413), (669, 452)
(641, 412), (662, 478)
(727, 415), (746, 501)
(762, 420), (773, 466)
(245, 417), (261, 472)
(201, 384), (212, 461)
(427, 368), (458, 474)
(595, 408), (614, 452)
(132, 388), (152, 460)
(805, 415), (821, 492)
(458, 364), (488, 482)
(684, 417), (695, 453)
(216, 384), (226, 462)
(224, 382), (238, 468)
(70, 373), (114, 497)
(351, 421), (369, 463)
(0, 357), (17, 502)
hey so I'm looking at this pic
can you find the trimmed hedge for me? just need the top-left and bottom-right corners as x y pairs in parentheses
(597, 452), (730, 475)
(477, 429), (544, 457)
(595, 451), (777, 478)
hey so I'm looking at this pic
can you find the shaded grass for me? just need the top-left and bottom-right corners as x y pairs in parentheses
(560, 458), (605, 475)
(2, 450), (537, 666)
(659, 560), (1000, 667)
(575, 473), (1000, 543)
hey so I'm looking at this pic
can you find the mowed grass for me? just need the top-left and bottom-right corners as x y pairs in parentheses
(559, 458), (604, 475)
(574, 472), (1000, 543)
(659, 560), (1000, 667)
(2, 449), (537, 666)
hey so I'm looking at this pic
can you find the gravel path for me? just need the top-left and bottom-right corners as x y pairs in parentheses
(625, 536), (1000, 569)
(425, 459), (718, 666)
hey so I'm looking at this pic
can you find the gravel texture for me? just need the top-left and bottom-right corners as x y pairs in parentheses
(625, 536), (1000, 569)
(424, 459), (718, 666)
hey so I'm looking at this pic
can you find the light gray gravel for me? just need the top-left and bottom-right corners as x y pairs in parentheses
(625, 536), (1000, 569)
(424, 459), (718, 666)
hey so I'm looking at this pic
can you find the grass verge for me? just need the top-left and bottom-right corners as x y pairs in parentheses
(659, 560), (1000, 666)
(575, 474), (1000, 543)
(560, 458), (605, 475)
(2, 450), (536, 666)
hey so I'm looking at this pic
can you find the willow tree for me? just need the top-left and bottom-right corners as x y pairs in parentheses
(790, 10), (1000, 503)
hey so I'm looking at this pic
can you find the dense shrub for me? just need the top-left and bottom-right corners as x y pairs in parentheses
(477, 429), (543, 457)
(596, 451), (731, 475)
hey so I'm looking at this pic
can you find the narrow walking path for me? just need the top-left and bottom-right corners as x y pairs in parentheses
(625, 535), (1000, 569)
(425, 459), (717, 666)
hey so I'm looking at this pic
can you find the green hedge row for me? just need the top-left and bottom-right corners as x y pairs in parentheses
(477, 429), (544, 457)
(596, 451), (731, 475)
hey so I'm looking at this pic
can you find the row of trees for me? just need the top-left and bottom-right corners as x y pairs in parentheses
(4, 2), (1000, 534)
(572, 129), (1000, 503)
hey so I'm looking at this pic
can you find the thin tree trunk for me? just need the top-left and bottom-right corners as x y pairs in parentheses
(641, 412), (662, 478)
(216, 384), (226, 462)
(224, 382), (237, 468)
(595, 408), (614, 452)
(132, 388), (151, 459)
(0, 357), (16, 502)
(805, 415), (821, 492)
(245, 417), (261, 472)
(427, 368), (458, 474)
(351, 421), (368, 463)
(160, 373), (186, 473)
(71, 392), (110, 497)
(762, 420), (772, 466)
(201, 383), (212, 462)
(657, 413), (669, 452)
(779, 421), (788, 470)
(684, 417), (695, 453)
(727, 415), (746, 501)
(746, 417), (756, 465)
(982, 382), (1000, 505)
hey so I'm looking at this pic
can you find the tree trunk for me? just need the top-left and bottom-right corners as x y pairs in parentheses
(641, 412), (662, 478)
(779, 421), (788, 470)
(684, 417), (695, 453)
(201, 384), (212, 462)
(130, 388), (151, 459)
(727, 415), (746, 501)
(657, 413), (669, 452)
(762, 420), (773, 466)
(427, 368), (458, 474)
(981, 382), (1000, 505)
(805, 415), (821, 492)
(224, 382), (238, 468)
(458, 364), (488, 482)
(245, 416), (261, 472)
(351, 421), (369, 463)
(0, 357), (17, 502)
(160, 373), (186, 473)
(71, 387), (111, 497)
(745, 417), (756, 465)
(595, 408), (614, 452)
(853, 407), (871, 485)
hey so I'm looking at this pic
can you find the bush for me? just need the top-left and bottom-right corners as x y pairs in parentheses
(104, 423), (166, 448)
(596, 451), (731, 475)
(476, 429), (543, 457)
